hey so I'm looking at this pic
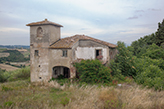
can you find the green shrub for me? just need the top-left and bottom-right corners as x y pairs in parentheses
(142, 43), (164, 59)
(4, 101), (14, 107)
(110, 41), (136, 78)
(135, 65), (164, 90)
(74, 59), (112, 84)
(2, 85), (13, 91)
(0, 69), (7, 82)
(57, 74), (65, 79)
(8, 66), (30, 81)
(60, 97), (70, 107)
(134, 57), (164, 75)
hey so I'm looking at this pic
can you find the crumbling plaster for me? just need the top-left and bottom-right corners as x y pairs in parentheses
(27, 19), (117, 82)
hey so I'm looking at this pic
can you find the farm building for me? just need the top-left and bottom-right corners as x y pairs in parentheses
(26, 19), (117, 82)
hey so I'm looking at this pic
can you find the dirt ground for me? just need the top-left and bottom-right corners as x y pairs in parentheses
(0, 64), (19, 71)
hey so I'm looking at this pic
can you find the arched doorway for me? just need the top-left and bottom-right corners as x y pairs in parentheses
(52, 66), (70, 78)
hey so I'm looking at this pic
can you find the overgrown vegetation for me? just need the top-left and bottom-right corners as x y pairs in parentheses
(74, 59), (112, 84)
(0, 18), (164, 109)
(1, 80), (164, 109)
(110, 19), (164, 90)
(72, 19), (164, 90)
(0, 66), (30, 83)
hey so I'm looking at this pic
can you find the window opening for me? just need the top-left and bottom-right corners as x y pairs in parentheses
(96, 49), (103, 60)
(37, 27), (43, 37)
(35, 50), (39, 56)
(62, 50), (67, 57)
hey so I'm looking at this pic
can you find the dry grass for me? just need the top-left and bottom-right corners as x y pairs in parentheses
(0, 53), (10, 58)
(1, 80), (164, 109)
(0, 64), (19, 71)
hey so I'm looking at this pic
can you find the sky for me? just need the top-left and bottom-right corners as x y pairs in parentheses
(0, 0), (164, 45)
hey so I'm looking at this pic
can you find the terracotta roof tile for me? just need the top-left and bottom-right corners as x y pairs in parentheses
(49, 35), (117, 49)
(26, 19), (63, 27)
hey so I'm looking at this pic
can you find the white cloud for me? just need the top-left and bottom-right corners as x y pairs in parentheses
(1, 0), (164, 45)
(0, 27), (28, 33)
(46, 14), (104, 36)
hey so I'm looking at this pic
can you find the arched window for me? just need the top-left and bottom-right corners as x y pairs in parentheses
(37, 27), (43, 37)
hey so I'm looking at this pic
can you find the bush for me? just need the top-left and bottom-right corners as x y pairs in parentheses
(134, 57), (164, 74)
(142, 43), (164, 59)
(0, 66), (30, 83)
(110, 41), (136, 78)
(74, 59), (112, 84)
(135, 65), (164, 90)
(8, 66), (30, 81)
(0, 68), (7, 82)
(60, 97), (70, 107)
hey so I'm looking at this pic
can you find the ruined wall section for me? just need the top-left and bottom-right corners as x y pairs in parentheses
(109, 48), (118, 60)
(75, 40), (109, 64)
(71, 41), (79, 61)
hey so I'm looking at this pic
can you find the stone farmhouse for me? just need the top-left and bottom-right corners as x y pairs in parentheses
(26, 19), (117, 82)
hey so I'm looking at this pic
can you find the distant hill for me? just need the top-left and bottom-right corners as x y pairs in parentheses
(0, 45), (30, 49)
(0, 50), (30, 63)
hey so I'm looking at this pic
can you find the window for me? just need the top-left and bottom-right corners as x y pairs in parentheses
(96, 49), (103, 60)
(37, 27), (43, 37)
(62, 50), (67, 57)
(35, 50), (39, 56)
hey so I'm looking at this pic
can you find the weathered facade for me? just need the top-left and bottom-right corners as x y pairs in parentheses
(26, 19), (117, 82)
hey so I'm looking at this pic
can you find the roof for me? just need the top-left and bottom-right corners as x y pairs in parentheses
(26, 19), (63, 27)
(49, 35), (117, 49)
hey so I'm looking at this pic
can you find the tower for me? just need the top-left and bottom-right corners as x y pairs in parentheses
(26, 19), (63, 82)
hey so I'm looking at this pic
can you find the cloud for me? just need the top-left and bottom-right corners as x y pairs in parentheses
(127, 16), (138, 20)
(1, 0), (164, 45)
(135, 10), (144, 13)
(148, 8), (161, 11)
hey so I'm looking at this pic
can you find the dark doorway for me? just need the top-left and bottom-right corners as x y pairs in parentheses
(64, 67), (70, 78)
(52, 66), (70, 78)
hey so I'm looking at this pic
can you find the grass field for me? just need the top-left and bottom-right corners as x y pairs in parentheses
(0, 64), (19, 71)
(1, 79), (164, 109)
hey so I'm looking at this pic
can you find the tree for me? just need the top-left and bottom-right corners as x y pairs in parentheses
(156, 19), (164, 46)
(142, 43), (164, 59)
(110, 41), (136, 77)
(130, 33), (156, 57)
